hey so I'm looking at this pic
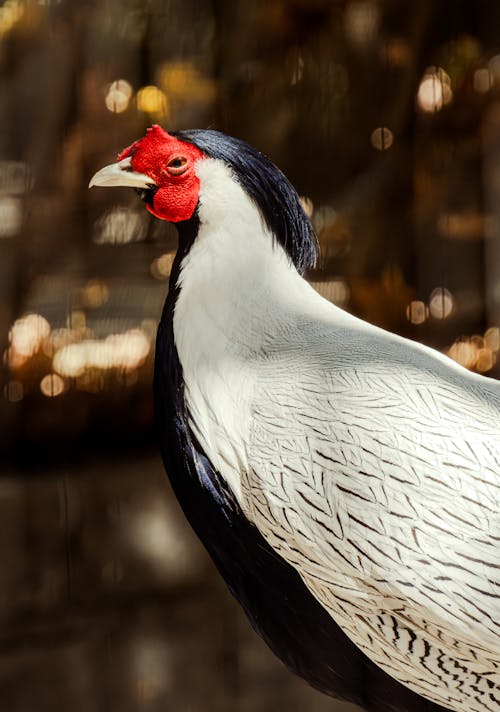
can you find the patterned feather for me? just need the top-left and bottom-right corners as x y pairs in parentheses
(246, 324), (500, 710)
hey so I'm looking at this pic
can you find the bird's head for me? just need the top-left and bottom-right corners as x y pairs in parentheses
(89, 124), (204, 222)
(90, 126), (318, 273)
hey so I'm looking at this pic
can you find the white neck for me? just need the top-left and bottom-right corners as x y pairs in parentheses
(176, 163), (310, 345)
(172, 159), (324, 500)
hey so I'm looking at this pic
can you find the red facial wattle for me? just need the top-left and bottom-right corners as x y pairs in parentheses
(118, 125), (204, 223)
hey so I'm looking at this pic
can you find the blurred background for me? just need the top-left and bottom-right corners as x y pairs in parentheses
(0, 0), (499, 710)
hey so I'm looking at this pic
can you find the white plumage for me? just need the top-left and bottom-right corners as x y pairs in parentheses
(173, 158), (500, 712)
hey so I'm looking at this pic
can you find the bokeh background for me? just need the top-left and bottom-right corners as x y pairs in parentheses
(0, 1), (499, 710)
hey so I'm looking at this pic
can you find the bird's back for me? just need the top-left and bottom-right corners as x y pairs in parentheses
(244, 303), (500, 711)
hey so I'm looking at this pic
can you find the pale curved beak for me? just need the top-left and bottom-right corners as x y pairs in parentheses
(89, 157), (156, 189)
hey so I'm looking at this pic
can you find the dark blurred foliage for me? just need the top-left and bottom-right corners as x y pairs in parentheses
(0, 1), (498, 710)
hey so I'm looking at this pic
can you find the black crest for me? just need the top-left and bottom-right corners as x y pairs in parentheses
(174, 129), (318, 274)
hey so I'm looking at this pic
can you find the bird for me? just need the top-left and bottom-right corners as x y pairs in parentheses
(90, 124), (500, 712)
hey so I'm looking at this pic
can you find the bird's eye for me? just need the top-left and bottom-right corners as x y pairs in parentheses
(167, 157), (188, 175)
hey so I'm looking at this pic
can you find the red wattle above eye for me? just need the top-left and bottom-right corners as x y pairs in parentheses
(126, 125), (204, 182)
